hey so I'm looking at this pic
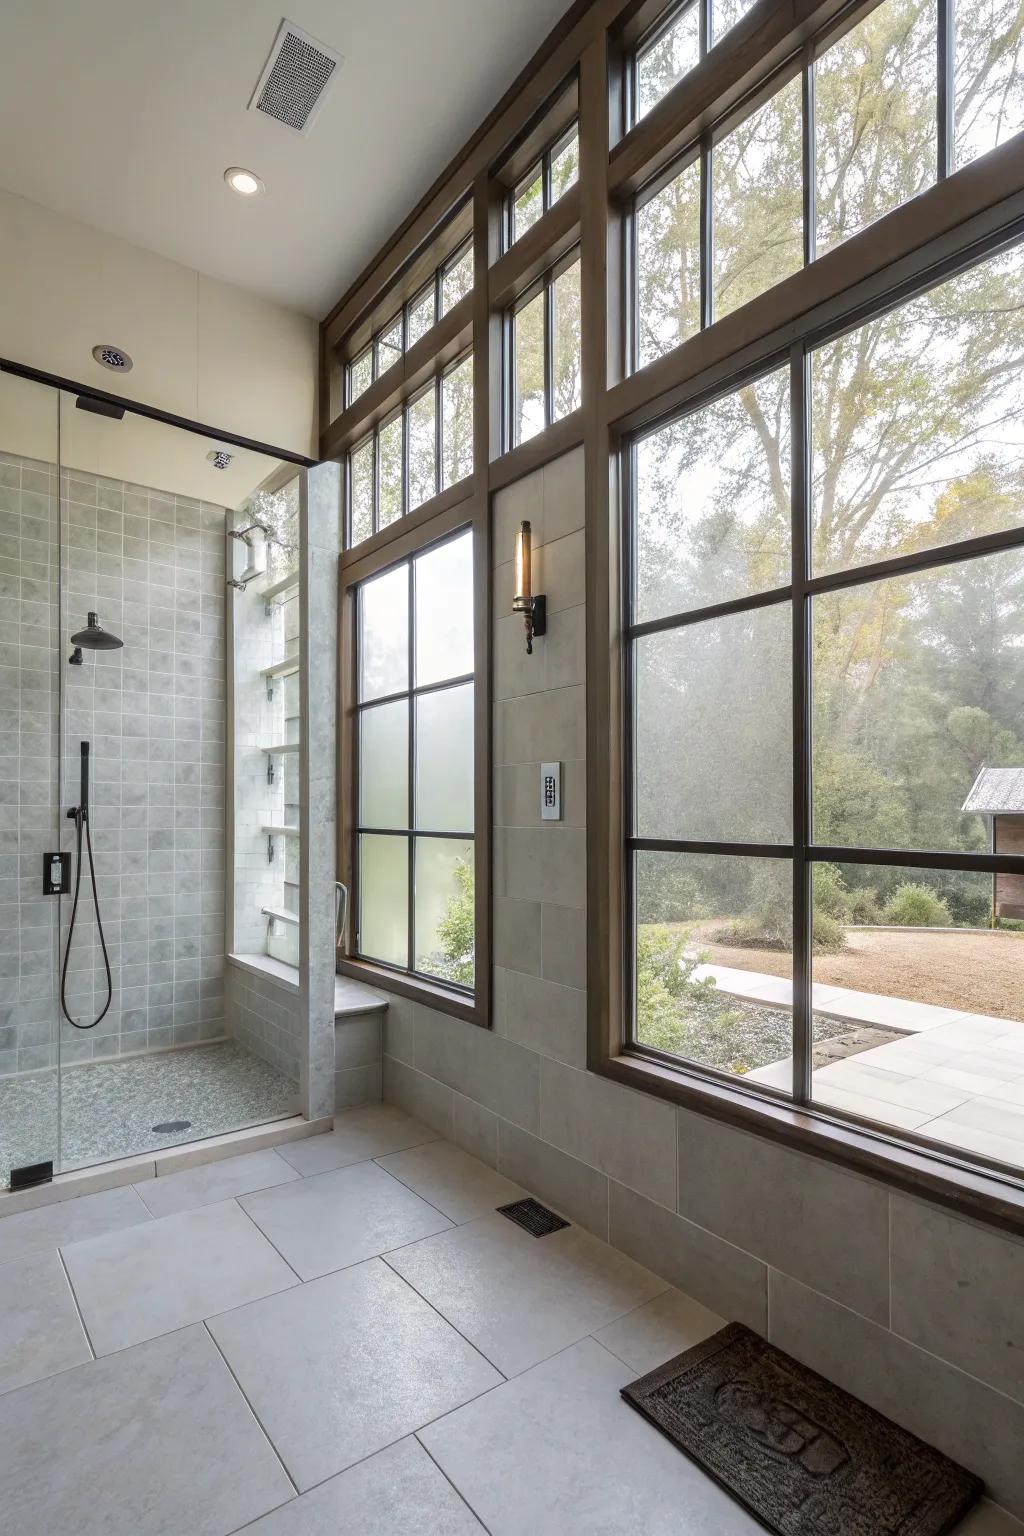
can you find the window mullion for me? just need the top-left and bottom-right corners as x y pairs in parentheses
(699, 136), (712, 330)
(802, 46), (816, 266)
(938, 0), (955, 178)
(407, 559), (416, 975)
(544, 273), (555, 428)
(790, 341), (812, 1107)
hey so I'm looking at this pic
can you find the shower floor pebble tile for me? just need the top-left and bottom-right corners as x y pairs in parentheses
(0, 1103), (1018, 1536)
(0, 1042), (297, 1187)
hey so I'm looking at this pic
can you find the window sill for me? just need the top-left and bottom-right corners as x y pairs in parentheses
(600, 1052), (1024, 1240)
(336, 955), (485, 1027)
(227, 953), (389, 1018)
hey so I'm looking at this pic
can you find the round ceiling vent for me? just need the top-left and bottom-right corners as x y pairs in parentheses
(92, 344), (133, 372)
(207, 449), (234, 470)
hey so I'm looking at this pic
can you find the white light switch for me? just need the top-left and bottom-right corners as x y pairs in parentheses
(541, 762), (561, 820)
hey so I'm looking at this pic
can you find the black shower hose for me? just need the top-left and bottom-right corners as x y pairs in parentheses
(59, 808), (114, 1030)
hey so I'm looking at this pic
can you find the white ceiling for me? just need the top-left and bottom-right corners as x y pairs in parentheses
(0, 0), (574, 319)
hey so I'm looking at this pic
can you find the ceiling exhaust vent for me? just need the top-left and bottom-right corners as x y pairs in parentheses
(248, 19), (342, 135)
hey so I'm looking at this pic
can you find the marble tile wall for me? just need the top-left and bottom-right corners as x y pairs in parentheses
(380, 446), (1024, 1519)
(1, 447), (227, 1074)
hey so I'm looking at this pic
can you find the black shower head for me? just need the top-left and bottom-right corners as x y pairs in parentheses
(70, 612), (123, 651)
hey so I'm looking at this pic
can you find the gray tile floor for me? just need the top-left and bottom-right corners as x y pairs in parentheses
(0, 1102), (1019, 1536)
(0, 1042), (298, 1189)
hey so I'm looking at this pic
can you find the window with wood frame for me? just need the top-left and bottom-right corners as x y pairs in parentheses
(624, 231), (1024, 1182)
(339, 497), (489, 1025)
(506, 249), (582, 449)
(505, 122), (580, 248)
(630, 0), (1024, 375)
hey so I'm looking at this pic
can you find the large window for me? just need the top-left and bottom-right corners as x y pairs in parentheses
(631, 0), (759, 122)
(626, 234), (1024, 1177)
(346, 237), (474, 409)
(507, 251), (582, 448)
(506, 122), (580, 248)
(347, 352), (474, 547)
(347, 525), (481, 1005)
(632, 0), (1024, 370)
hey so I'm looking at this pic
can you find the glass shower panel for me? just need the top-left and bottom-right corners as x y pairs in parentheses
(0, 372), (61, 1191)
(53, 391), (300, 1175)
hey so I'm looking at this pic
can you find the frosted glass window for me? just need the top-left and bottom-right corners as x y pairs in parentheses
(359, 835), (408, 966)
(415, 531), (474, 686)
(415, 839), (474, 984)
(349, 438), (374, 546)
(408, 387), (437, 511)
(353, 528), (476, 993)
(360, 701), (409, 828)
(359, 565), (408, 702)
(416, 685), (474, 832)
(379, 414), (403, 528)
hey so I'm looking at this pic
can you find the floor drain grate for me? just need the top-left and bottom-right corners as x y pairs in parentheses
(151, 1120), (191, 1134)
(497, 1197), (569, 1237)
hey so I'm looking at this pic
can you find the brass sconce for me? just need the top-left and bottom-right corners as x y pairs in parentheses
(512, 520), (546, 654)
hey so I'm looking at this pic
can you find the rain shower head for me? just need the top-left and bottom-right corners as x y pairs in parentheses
(70, 612), (123, 650)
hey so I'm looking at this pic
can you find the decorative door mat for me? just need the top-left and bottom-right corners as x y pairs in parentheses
(621, 1323), (981, 1536)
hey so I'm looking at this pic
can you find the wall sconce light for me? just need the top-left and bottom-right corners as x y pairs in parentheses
(512, 520), (546, 654)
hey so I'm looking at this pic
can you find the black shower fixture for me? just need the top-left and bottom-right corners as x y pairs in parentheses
(69, 611), (123, 665)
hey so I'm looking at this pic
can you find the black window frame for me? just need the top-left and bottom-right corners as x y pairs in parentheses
(504, 120), (580, 250)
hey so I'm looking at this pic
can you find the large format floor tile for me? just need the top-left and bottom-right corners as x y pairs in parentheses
(136, 1147), (301, 1219)
(241, 1160), (452, 1280)
(239, 1436), (484, 1533)
(275, 1104), (438, 1176)
(594, 1286), (725, 1375)
(208, 1258), (502, 1492)
(62, 1198), (297, 1355)
(386, 1211), (666, 1376)
(0, 1249), (91, 1394)
(0, 1324), (293, 1536)
(376, 1139), (527, 1223)
(420, 1336), (761, 1534)
(0, 1184), (151, 1268)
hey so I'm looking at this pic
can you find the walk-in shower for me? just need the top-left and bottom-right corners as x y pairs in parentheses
(0, 365), (304, 1192)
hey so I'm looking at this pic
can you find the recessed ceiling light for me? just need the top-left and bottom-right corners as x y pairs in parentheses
(92, 344), (133, 372)
(224, 166), (264, 197)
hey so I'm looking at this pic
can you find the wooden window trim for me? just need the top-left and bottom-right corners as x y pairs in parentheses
(338, 494), (491, 1027)
(321, 0), (1024, 1235)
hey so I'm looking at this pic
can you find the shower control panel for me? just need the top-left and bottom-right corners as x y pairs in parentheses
(43, 852), (71, 896)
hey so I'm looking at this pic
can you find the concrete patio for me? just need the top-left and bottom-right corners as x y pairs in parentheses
(696, 964), (1024, 1169)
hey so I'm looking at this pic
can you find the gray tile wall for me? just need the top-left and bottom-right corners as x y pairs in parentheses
(2, 447), (227, 1074)
(382, 446), (1024, 1519)
(224, 964), (300, 1080)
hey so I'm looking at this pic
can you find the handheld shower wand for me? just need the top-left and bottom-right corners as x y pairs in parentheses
(60, 741), (114, 1030)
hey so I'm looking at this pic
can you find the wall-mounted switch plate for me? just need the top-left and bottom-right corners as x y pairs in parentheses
(43, 852), (70, 895)
(541, 762), (562, 821)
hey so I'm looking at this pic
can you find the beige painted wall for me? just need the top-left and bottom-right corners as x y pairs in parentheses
(0, 189), (317, 461)
(382, 445), (1024, 1521)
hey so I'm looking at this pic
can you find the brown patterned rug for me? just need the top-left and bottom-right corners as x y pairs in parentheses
(621, 1323), (981, 1536)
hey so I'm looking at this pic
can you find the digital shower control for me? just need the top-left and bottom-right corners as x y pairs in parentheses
(43, 852), (71, 895)
(541, 762), (562, 821)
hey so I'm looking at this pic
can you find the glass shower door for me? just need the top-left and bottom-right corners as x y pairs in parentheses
(0, 370), (62, 1191)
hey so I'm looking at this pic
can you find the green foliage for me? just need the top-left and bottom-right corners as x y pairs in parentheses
(635, 924), (745, 1062)
(434, 858), (475, 986)
(882, 882), (953, 927)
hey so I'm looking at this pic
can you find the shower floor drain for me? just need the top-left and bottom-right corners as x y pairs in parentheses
(152, 1120), (191, 1134)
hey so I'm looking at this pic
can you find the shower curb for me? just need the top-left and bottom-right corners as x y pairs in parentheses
(0, 1114), (333, 1220)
